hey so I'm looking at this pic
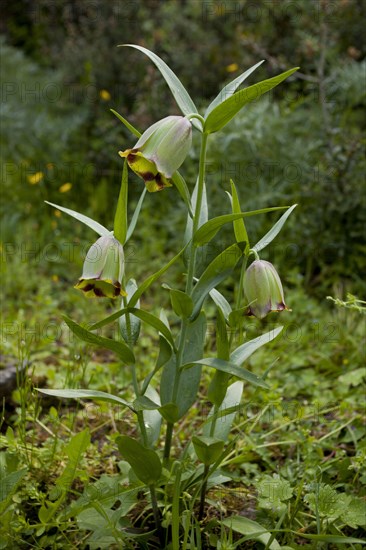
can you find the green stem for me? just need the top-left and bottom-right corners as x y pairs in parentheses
(198, 464), (210, 520)
(209, 405), (219, 437)
(163, 132), (209, 461)
(230, 256), (247, 349)
(122, 297), (161, 534)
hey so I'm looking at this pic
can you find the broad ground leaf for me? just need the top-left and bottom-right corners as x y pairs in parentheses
(116, 436), (162, 485)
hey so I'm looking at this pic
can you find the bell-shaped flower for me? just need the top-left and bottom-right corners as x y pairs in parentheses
(244, 259), (288, 319)
(119, 115), (192, 192)
(75, 235), (127, 298)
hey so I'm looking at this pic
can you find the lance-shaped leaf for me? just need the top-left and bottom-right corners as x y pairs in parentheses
(190, 242), (244, 319)
(230, 326), (283, 365)
(91, 308), (176, 351)
(171, 171), (192, 216)
(63, 316), (135, 364)
(170, 289), (193, 319)
(45, 202), (110, 237)
(204, 67), (299, 133)
(126, 187), (147, 242)
(113, 160), (128, 244)
(110, 108), (141, 138)
(116, 435), (162, 485)
(253, 204), (297, 252)
(36, 389), (134, 411)
(205, 60), (265, 116)
(120, 44), (202, 131)
(182, 357), (269, 389)
(193, 207), (287, 247)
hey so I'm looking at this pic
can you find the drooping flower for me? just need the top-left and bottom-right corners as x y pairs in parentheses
(75, 235), (126, 298)
(244, 259), (288, 319)
(119, 115), (192, 192)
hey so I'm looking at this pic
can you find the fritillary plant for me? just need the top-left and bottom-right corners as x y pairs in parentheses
(38, 45), (300, 548)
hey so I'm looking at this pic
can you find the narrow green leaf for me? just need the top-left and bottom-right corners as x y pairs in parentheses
(170, 289), (194, 319)
(110, 108), (141, 138)
(125, 308), (176, 351)
(193, 207), (287, 247)
(119, 279), (141, 346)
(205, 60), (265, 116)
(63, 315), (135, 364)
(116, 435), (162, 485)
(171, 171), (193, 216)
(184, 358), (269, 389)
(230, 327), (283, 365)
(222, 516), (281, 549)
(204, 67), (299, 133)
(208, 288), (232, 320)
(207, 309), (230, 407)
(36, 389), (134, 411)
(113, 160), (128, 244)
(45, 202), (110, 236)
(230, 180), (249, 249)
(190, 242), (244, 319)
(120, 44), (201, 130)
(253, 204), (297, 252)
(126, 187), (147, 242)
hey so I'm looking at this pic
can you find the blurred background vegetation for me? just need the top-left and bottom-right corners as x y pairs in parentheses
(1, 0), (365, 305)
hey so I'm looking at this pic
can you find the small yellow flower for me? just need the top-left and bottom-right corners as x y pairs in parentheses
(54, 210), (62, 218)
(52, 274), (59, 282)
(99, 89), (111, 101)
(28, 172), (44, 185)
(59, 182), (72, 193)
(226, 63), (239, 73)
(51, 221), (58, 230)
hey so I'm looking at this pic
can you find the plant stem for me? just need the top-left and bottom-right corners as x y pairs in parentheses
(122, 297), (161, 534)
(163, 132), (209, 461)
(198, 464), (210, 520)
(209, 404), (219, 437)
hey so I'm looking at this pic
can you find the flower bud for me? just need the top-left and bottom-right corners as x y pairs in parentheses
(119, 115), (192, 192)
(75, 235), (127, 298)
(243, 260), (288, 319)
